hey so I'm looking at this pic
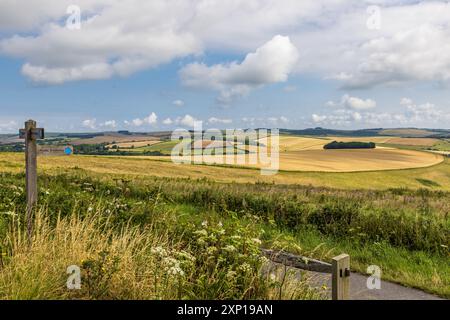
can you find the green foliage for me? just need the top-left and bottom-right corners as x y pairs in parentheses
(0, 172), (448, 298)
(323, 141), (376, 149)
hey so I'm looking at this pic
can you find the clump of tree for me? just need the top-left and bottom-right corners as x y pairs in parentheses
(0, 143), (24, 152)
(323, 141), (376, 150)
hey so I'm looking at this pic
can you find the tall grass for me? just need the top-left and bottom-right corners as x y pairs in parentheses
(0, 206), (322, 300)
(0, 172), (448, 298)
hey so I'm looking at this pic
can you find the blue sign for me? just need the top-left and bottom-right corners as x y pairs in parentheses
(64, 146), (73, 155)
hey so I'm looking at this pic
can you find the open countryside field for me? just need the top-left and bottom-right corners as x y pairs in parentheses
(106, 139), (161, 149)
(0, 132), (449, 299)
(70, 134), (156, 146)
(179, 135), (445, 172)
(171, 148), (443, 172)
(1, 152), (449, 190)
(0, 152), (449, 298)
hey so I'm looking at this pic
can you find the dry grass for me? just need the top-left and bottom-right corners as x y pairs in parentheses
(167, 148), (443, 172)
(0, 210), (173, 299)
(0, 208), (323, 300)
(276, 136), (329, 151)
(383, 137), (439, 146)
(0, 152), (449, 190)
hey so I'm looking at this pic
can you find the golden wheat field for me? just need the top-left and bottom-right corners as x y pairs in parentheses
(169, 148), (442, 172)
(171, 136), (444, 172)
(0, 151), (449, 190)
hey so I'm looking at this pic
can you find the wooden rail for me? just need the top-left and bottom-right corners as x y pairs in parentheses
(262, 249), (350, 300)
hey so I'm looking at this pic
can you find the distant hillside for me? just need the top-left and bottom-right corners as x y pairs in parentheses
(281, 127), (450, 138)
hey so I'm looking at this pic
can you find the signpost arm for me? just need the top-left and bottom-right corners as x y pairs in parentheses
(25, 120), (38, 242)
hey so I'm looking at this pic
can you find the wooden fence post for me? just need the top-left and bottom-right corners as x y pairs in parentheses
(19, 120), (44, 243)
(332, 254), (350, 300)
(25, 120), (37, 242)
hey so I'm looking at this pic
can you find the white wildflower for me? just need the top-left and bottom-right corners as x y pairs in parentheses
(194, 229), (208, 237)
(151, 246), (168, 257)
(223, 245), (237, 253)
(168, 265), (185, 277)
(238, 263), (252, 274)
(252, 238), (262, 245)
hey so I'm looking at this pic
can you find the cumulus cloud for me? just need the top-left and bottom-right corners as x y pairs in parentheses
(312, 98), (449, 127)
(162, 118), (173, 125)
(0, 1), (201, 84)
(2, 1), (450, 90)
(99, 120), (117, 129)
(128, 112), (158, 127)
(82, 118), (97, 130)
(326, 95), (377, 110)
(177, 114), (199, 127)
(180, 35), (299, 103)
(341, 25), (450, 88)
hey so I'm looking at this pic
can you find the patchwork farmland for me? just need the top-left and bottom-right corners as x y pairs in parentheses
(0, 129), (449, 300)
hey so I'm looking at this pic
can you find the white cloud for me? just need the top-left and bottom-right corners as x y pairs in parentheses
(173, 100), (184, 107)
(312, 98), (449, 127)
(0, 0), (201, 84)
(82, 118), (96, 130)
(344, 96), (377, 110)
(177, 114), (199, 127)
(129, 112), (158, 127)
(312, 114), (327, 124)
(0, 120), (18, 132)
(99, 120), (117, 129)
(327, 95), (377, 110)
(2, 1), (450, 90)
(162, 118), (173, 125)
(145, 112), (158, 125)
(131, 118), (143, 127)
(340, 25), (450, 88)
(180, 35), (299, 103)
(400, 98), (413, 106)
(208, 117), (232, 125)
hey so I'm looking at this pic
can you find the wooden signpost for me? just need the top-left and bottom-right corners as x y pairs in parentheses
(19, 120), (44, 241)
(19, 120), (74, 242)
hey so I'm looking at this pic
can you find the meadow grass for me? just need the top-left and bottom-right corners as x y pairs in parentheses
(0, 171), (448, 298)
(0, 201), (323, 300)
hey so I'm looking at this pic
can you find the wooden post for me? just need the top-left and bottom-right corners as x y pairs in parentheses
(19, 120), (44, 243)
(332, 254), (350, 300)
(25, 120), (37, 242)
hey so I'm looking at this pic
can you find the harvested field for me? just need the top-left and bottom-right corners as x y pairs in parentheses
(71, 134), (156, 145)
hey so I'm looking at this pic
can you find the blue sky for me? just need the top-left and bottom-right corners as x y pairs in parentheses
(1, 0), (450, 133)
